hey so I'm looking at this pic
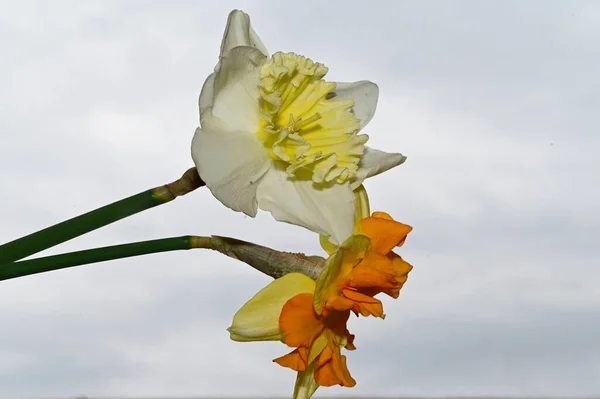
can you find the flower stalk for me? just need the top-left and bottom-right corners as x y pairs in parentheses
(0, 167), (205, 264)
(209, 236), (324, 280)
(0, 234), (324, 282)
(0, 236), (200, 281)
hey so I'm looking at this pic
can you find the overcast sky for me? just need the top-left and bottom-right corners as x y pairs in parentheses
(1, 0), (599, 398)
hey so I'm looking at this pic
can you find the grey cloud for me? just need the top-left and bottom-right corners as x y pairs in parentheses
(355, 305), (600, 396)
(1, 0), (599, 397)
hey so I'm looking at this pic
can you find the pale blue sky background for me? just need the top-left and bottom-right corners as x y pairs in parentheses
(0, 0), (598, 397)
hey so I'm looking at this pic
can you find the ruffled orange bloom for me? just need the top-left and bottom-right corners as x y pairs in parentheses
(272, 211), (412, 388)
(274, 293), (356, 387)
(352, 211), (413, 299)
(228, 210), (412, 398)
(314, 211), (413, 317)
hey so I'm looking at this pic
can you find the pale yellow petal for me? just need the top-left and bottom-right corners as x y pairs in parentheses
(319, 234), (338, 256)
(308, 333), (329, 364)
(228, 273), (316, 342)
(353, 184), (371, 230)
(312, 249), (343, 315)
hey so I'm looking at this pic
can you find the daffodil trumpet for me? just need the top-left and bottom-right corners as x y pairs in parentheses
(192, 10), (407, 246)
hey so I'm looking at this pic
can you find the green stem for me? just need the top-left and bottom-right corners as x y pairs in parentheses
(0, 236), (212, 282)
(0, 234), (325, 283)
(0, 167), (204, 264)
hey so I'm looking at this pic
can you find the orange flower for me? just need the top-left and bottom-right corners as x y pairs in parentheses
(274, 293), (356, 388)
(314, 212), (413, 317)
(275, 212), (411, 394)
(228, 211), (412, 399)
(353, 211), (413, 299)
(228, 272), (357, 397)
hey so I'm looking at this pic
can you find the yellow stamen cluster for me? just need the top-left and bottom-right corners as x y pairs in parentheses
(258, 52), (367, 184)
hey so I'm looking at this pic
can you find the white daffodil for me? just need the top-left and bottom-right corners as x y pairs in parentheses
(192, 10), (406, 245)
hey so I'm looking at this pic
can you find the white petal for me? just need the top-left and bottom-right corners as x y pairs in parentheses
(331, 81), (379, 129)
(256, 164), (355, 245)
(219, 10), (268, 60)
(293, 362), (319, 399)
(319, 185), (371, 255)
(198, 72), (216, 124)
(199, 46), (266, 131)
(351, 146), (407, 190)
(192, 125), (270, 216)
(228, 273), (316, 342)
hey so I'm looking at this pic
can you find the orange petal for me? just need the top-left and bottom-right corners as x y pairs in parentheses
(371, 211), (394, 220)
(348, 265), (398, 290)
(359, 213), (412, 255)
(315, 344), (334, 367)
(314, 235), (370, 314)
(357, 253), (413, 298)
(280, 293), (325, 348)
(345, 331), (356, 351)
(358, 281), (403, 299)
(347, 251), (399, 289)
(323, 309), (351, 337)
(273, 346), (309, 371)
(325, 295), (356, 313)
(390, 252), (413, 277)
(336, 354), (357, 387)
(315, 361), (340, 387)
(356, 286), (383, 298)
(315, 349), (356, 387)
(358, 253), (413, 298)
(342, 289), (384, 317)
(382, 287), (400, 299)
